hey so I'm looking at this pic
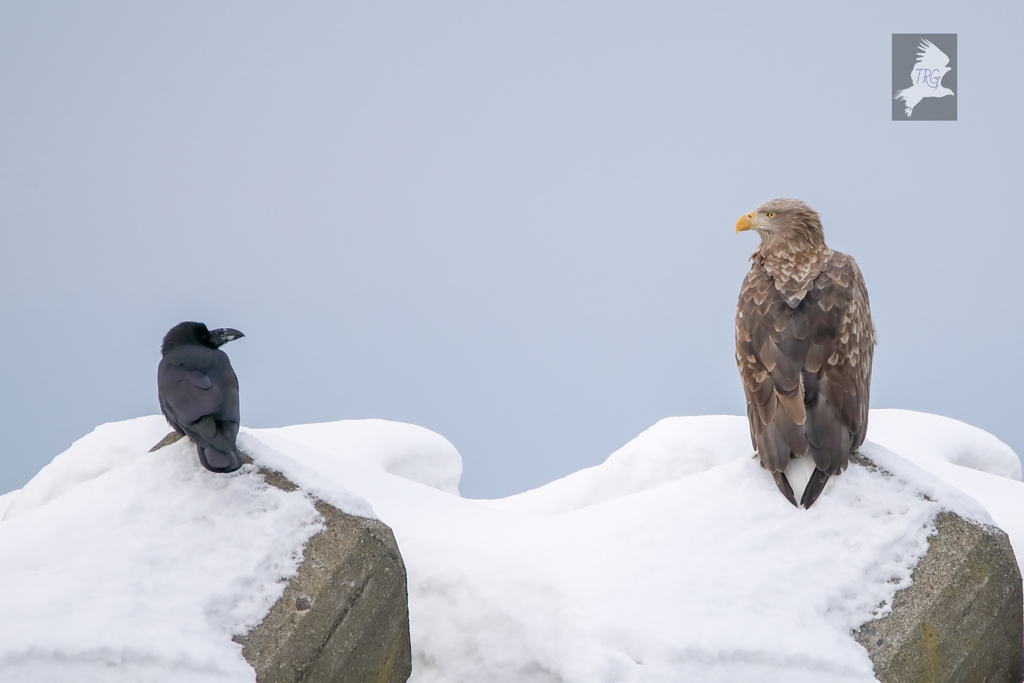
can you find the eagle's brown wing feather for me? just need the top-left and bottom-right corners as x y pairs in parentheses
(736, 252), (874, 480)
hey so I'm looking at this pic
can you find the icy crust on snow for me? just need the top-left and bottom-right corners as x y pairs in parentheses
(0, 409), (1021, 682)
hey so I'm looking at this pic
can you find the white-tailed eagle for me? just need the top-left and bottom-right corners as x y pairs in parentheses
(735, 199), (875, 508)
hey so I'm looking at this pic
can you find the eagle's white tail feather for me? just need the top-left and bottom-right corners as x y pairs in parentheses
(785, 456), (820, 504)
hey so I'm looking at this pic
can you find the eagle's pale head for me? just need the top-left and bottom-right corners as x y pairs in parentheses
(735, 198), (826, 252)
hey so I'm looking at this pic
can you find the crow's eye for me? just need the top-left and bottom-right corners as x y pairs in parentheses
(766, 211), (776, 218)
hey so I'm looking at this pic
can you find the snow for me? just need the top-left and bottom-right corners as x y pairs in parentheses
(0, 409), (1021, 682)
(260, 418), (462, 496)
(0, 491), (16, 520)
(0, 421), (322, 682)
(867, 409), (1024, 568)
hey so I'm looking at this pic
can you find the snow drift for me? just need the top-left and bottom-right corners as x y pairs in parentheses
(0, 409), (1020, 682)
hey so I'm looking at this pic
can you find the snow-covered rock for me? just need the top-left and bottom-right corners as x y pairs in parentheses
(0, 418), (325, 682)
(0, 409), (1020, 682)
(853, 510), (1022, 683)
(235, 481), (412, 683)
(868, 409), (1024, 565)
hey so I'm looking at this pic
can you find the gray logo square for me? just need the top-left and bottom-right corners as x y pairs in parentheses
(892, 34), (956, 121)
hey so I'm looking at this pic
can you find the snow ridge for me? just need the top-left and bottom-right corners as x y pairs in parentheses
(0, 409), (1020, 683)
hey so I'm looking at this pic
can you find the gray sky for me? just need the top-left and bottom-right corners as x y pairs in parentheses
(2, 1), (1021, 499)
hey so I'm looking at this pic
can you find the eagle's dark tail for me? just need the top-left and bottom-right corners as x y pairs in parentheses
(799, 469), (830, 509)
(772, 472), (798, 508)
(773, 468), (830, 509)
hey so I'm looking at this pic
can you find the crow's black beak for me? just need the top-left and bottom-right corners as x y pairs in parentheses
(209, 328), (244, 347)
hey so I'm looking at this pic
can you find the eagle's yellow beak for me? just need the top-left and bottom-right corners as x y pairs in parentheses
(736, 212), (755, 234)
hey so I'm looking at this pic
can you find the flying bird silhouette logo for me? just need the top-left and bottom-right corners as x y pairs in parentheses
(894, 39), (954, 118)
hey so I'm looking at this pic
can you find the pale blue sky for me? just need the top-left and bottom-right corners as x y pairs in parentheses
(2, 1), (1021, 498)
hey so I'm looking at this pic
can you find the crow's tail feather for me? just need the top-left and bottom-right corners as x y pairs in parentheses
(197, 444), (243, 473)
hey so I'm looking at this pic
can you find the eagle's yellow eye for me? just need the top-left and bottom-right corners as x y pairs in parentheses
(766, 211), (776, 218)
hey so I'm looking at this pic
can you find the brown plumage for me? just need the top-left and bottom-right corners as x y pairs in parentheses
(735, 198), (874, 508)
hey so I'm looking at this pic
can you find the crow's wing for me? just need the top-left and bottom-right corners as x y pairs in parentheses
(157, 347), (230, 426)
(159, 364), (224, 426)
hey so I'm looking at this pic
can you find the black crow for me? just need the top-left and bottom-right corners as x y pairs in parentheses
(157, 322), (245, 473)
